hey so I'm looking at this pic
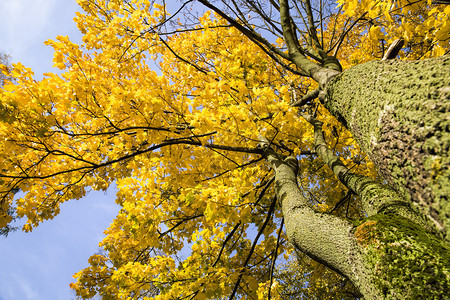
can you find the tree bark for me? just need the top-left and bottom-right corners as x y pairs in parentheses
(304, 115), (449, 299)
(260, 143), (381, 298)
(324, 56), (450, 239)
(304, 116), (427, 226)
(262, 116), (450, 299)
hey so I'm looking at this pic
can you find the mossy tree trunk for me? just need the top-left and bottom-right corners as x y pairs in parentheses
(261, 111), (449, 299)
(324, 56), (450, 239)
(277, 0), (448, 243)
(272, 16), (450, 295)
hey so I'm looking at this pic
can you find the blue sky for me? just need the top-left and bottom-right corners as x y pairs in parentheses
(0, 1), (120, 299)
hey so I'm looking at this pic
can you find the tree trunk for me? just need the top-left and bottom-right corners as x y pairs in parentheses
(324, 56), (450, 239)
(262, 129), (450, 299)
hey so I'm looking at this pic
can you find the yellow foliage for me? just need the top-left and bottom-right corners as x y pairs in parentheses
(0, 0), (445, 298)
(336, 0), (449, 60)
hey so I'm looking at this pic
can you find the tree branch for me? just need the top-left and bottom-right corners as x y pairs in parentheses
(382, 39), (404, 60)
(212, 222), (242, 267)
(0, 134), (263, 181)
(330, 12), (367, 57)
(229, 196), (277, 300)
(259, 134), (359, 281)
(268, 217), (284, 300)
(198, 0), (290, 61)
(291, 88), (320, 107)
(279, 0), (341, 86)
(197, 0), (306, 75)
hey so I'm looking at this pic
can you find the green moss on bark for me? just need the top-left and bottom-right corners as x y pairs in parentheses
(354, 215), (450, 299)
(325, 56), (450, 238)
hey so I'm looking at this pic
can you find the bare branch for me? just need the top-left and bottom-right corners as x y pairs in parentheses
(382, 39), (404, 60)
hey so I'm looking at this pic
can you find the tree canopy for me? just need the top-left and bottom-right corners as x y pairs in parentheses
(0, 0), (449, 299)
